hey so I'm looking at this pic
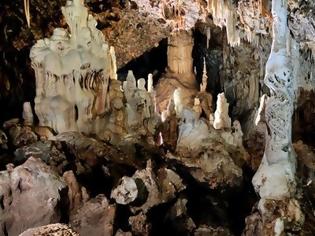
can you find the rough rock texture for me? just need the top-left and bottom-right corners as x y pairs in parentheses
(0, 157), (67, 236)
(19, 224), (78, 236)
(53, 131), (132, 173)
(0, 130), (8, 149)
(63, 170), (89, 216)
(293, 141), (315, 202)
(129, 212), (151, 236)
(222, 37), (271, 118)
(70, 194), (116, 236)
(165, 198), (196, 234)
(5, 123), (38, 148)
(112, 160), (185, 213)
(288, 0), (315, 44)
(243, 198), (304, 236)
(293, 89), (315, 143)
(14, 140), (68, 174)
(1, 0), (315, 235)
(194, 225), (232, 236)
(100, 7), (170, 68)
(170, 125), (247, 189)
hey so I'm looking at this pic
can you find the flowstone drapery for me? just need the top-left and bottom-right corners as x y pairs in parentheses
(30, 0), (116, 135)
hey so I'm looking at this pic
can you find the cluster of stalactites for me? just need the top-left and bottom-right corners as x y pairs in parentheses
(132, 0), (204, 31)
(207, 0), (271, 47)
(207, 0), (241, 47)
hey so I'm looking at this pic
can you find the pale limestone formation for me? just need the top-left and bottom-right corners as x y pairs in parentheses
(30, 0), (116, 135)
(208, 0), (271, 46)
(176, 108), (209, 154)
(105, 79), (126, 142)
(200, 58), (208, 93)
(213, 93), (231, 130)
(147, 73), (154, 93)
(249, 0), (303, 234)
(220, 120), (244, 148)
(111, 176), (138, 205)
(252, 0), (296, 200)
(123, 70), (158, 142)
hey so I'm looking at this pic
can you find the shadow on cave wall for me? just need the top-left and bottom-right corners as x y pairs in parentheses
(293, 88), (315, 145)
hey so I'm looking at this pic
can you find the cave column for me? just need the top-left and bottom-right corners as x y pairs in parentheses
(167, 30), (194, 76)
(253, 0), (295, 200)
(251, 0), (304, 234)
(155, 30), (198, 113)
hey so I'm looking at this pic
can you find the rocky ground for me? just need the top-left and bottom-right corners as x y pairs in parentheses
(0, 117), (314, 235)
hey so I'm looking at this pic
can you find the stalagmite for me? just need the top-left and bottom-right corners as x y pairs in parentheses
(196, 60), (213, 120)
(30, 0), (117, 135)
(213, 93), (231, 130)
(200, 58), (208, 93)
(147, 74), (154, 93)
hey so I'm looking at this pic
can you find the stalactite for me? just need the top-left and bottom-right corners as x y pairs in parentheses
(209, 0), (240, 46)
(23, 0), (30, 28)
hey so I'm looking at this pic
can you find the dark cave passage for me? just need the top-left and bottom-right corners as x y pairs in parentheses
(117, 39), (168, 83)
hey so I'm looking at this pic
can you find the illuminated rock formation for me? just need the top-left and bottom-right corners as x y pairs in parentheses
(249, 0), (304, 234)
(30, 0), (117, 135)
(213, 93), (231, 130)
(155, 31), (198, 114)
(253, 0), (296, 200)
(122, 70), (158, 143)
